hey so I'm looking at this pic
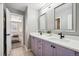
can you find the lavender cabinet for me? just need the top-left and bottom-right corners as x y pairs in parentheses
(55, 44), (75, 56)
(30, 35), (76, 56)
(30, 36), (38, 55)
(31, 36), (42, 56)
(37, 38), (42, 56)
(42, 40), (55, 56)
(75, 52), (79, 56)
(34, 37), (43, 56)
(34, 38), (38, 55)
(62, 48), (75, 56)
(30, 36), (35, 54)
(42, 40), (75, 56)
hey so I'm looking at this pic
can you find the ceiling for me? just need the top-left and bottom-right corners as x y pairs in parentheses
(5, 3), (47, 11)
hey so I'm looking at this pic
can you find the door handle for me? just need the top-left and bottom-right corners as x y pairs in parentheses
(6, 34), (10, 36)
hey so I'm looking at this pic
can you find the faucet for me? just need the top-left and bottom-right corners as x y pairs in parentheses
(38, 31), (42, 35)
(58, 32), (64, 39)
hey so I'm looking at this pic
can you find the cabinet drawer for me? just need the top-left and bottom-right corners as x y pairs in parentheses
(55, 44), (75, 56)
(42, 40), (54, 56)
(75, 52), (79, 56)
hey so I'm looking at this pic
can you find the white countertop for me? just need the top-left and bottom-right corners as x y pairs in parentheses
(30, 32), (79, 52)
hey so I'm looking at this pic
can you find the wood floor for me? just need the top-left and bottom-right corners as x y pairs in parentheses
(12, 42), (22, 49)
(10, 47), (34, 56)
(10, 37), (34, 56)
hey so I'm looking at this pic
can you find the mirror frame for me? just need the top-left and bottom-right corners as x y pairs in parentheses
(38, 13), (47, 32)
(54, 3), (77, 32)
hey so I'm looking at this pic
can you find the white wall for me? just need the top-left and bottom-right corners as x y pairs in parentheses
(0, 3), (4, 56)
(24, 5), (38, 48)
(26, 8), (38, 32)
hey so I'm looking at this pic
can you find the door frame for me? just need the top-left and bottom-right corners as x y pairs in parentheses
(4, 9), (7, 56)
(23, 16), (25, 45)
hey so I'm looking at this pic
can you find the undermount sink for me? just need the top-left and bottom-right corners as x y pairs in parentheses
(39, 33), (73, 42)
(48, 37), (70, 42)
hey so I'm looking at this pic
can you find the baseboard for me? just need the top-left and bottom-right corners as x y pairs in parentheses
(24, 45), (32, 52)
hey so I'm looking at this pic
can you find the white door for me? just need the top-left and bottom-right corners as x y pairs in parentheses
(0, 3), (3, 56)
(6, 8), (11, 56)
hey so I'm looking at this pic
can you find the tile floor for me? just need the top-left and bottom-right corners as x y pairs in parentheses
(10, 47), (34, 56)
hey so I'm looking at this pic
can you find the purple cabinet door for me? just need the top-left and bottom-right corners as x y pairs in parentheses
(31, 36), (75, 56)
(30, 36), (35, 53)
(34, 38), (38, 56)
(30, 36), (38, 55)
(62, 48), (75, 56)
(42, 40), (54, 56)
(75, 52), (79, 56)
(56, 44), (65, 56)
(37, 38), (42, 56)
(55, 44), (75, 56)
(31, 36), (43, 56)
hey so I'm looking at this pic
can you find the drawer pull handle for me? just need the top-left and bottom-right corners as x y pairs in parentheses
(51, 45), (55, 48)
(53, 46), (55, 48)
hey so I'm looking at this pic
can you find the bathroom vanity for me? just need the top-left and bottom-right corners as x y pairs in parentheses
(29, 3), (79, 56)
(30, 33), (79, 56)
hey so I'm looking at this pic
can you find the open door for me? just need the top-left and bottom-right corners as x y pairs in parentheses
(6, 8), (11, 56)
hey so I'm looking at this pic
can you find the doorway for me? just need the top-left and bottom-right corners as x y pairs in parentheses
(10, 13), (24, 49)
(4, 8), (24, 56)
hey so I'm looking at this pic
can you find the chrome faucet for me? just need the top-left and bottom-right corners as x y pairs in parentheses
(38, 31), (42, 35)
(58, 32), (64, 39)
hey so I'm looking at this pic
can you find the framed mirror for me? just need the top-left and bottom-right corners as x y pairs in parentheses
(54, 3), (76, 32)
(39, 13), (47, 32)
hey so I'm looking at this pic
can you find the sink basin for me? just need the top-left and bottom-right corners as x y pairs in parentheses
(48, 37), (70, 42)
(39, 33), (73, 42)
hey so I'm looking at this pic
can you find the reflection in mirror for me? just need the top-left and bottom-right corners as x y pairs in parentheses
(54, 3), (73, 31)
(56, 17), (60, 30)
(39, 13), (47, 32)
